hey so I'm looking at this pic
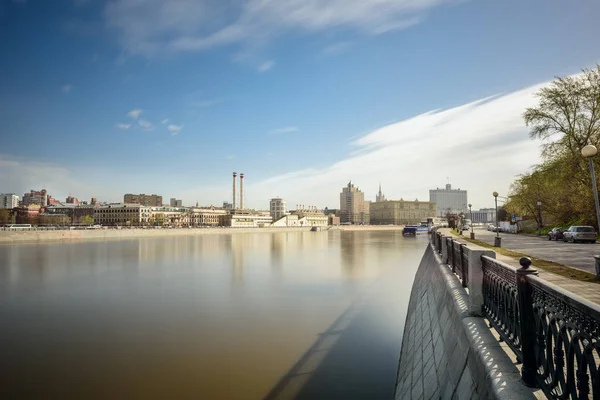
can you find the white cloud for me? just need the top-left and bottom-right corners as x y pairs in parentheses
(104, 0), (448, 58)
(244, 81), (550, 210)
(257, 60), (274, 72)
(168, 124), (183, 135)
(161, 118), (169, 124)
(128, 108), (143, 119)
(115, 123), (132, 129)
(269, 126), (299, 135)
(62, 84), (73, 93)
(138, 119), (154, 130)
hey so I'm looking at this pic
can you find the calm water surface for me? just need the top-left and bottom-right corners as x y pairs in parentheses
(0, 230), (427, 399)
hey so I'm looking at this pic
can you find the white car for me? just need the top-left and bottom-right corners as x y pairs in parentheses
(562, 226), (597, 243)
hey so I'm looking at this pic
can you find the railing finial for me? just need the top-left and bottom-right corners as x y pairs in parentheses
(519, 257), (532, 269)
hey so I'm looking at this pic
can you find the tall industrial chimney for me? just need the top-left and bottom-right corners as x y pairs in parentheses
(239, 173), (245, 210)
(232, 172), (237, 210)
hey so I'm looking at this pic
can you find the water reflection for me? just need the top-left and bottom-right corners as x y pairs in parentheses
(0, 231), (427, 399)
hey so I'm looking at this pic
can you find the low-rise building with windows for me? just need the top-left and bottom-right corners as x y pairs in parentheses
(370, 199), (436, 225)
(94, 204), (151, 226)
(219, 211), (273, 227)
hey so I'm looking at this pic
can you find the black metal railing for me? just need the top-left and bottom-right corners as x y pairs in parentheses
(528, 275), (600, 399)
(482, 256), (600, 399)
(482, 255), (522, 360)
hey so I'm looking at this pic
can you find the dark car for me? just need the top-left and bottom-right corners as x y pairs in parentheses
(547, 227), (564, 241)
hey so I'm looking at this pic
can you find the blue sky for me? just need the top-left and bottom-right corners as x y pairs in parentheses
(1, 0), (599, 209)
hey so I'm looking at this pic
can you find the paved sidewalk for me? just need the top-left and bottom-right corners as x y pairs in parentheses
(444, 229), (600, 305)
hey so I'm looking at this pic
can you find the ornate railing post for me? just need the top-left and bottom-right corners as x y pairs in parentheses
(441, 236), (448, 263)
(449, 240), (455, 272)
(516, 257), (539, 388)
(459, 243), (467, 287)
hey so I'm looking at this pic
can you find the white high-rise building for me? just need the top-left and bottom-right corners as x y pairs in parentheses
(0, 193), (19, 209)
(429, 184), (468, 217)
(270, 198), (288, 221)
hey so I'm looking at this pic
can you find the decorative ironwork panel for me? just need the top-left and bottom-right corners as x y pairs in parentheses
(528, 275), (600, 399)
(481, 256), (522, 361)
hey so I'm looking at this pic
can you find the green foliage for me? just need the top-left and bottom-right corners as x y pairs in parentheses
(507, 65), (600, 228)
(81, 215), (94, 225)
(0, 209), (15, 225)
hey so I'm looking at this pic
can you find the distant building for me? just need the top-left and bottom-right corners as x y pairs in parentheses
(323, 208), (340, 217)
(188, 208), (227, 227)
(370, 199), (436, 225)
(170, 198), (183, 207)
(429, 184), (468, 217)
(124, 193), (163, 207)
(22, 189), (48, 207)
(470, 208), (496, 224)
(375, 184), (386, 202)
(66, 196), (79, 205)
(269, 198), (288, 221)
(94, 204), (152, 226)
(222, 201), (233, 210)
(219, 210), (273, 227)
(328, 215), (340, 226)
(14, 204), (41, 224)
(340, 182), (370, 224)
(0, 193), (19, 209)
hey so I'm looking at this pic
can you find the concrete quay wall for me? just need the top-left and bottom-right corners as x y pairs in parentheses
(0, 227), (316, 244)
(0, 225), (403, 244)
(394, 244), (537, 400)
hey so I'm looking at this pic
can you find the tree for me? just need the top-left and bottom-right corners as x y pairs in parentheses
(0, 209), (15, 225)
(524, 65), (600, 159)
(81, 215), (94, 225)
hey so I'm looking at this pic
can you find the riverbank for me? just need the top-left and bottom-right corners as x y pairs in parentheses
(0, 225), (405, 244)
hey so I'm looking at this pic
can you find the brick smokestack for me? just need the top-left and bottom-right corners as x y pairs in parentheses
(232, 172), (237, 210)
(240, 173), (244, 210)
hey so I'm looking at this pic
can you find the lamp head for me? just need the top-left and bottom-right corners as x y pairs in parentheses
(581, 145), (598, 158)
(468, 203), (472, 208)
(493, 191), (498, 198)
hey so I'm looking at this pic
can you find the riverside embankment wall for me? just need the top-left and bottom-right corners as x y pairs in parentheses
(0, 225), (402, 244)
(394, 244), (537, 400)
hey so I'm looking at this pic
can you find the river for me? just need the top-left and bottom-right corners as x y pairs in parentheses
(0, 230), (427, 399)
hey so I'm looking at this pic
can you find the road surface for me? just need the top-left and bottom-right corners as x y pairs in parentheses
(466, 228), (599, 275)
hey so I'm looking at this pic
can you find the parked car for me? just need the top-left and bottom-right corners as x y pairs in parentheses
(547, 227), (564, 241)
(562, 226), (597, 243)
(487, 224), (495, 231)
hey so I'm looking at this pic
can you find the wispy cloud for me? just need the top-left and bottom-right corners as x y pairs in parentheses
(104, 0), (448, 58)
(161, 118), (169, 124)
(248, 81), (551, 209)
(322, 41), (353, 56)
(128, 108), (143, 119)
(138, 119), (154, 130)
(167, 124), (183, 135)
(115, 123), (132, 130)
(258, 60), (274, 73)
(62, 84), (73, 93)
(269, 126), (299, 135)
(191, 98), (222, 108)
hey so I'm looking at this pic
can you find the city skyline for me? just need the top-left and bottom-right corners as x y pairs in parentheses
(1, 1), (599, 209)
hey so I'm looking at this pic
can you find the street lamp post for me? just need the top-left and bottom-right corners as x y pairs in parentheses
(493, 192), (501, 247)
(468, 203), (474, 239)
(582, 145), (600, 233)
(459, 212), (464, 235)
